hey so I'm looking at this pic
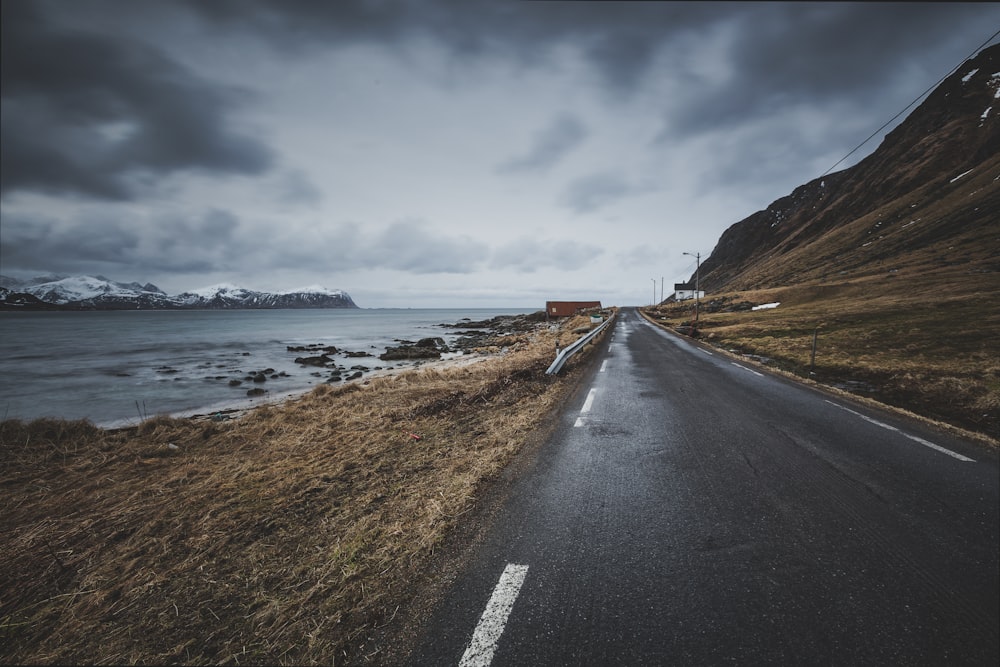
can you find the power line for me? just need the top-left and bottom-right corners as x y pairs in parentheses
(820, 28), (1000, 178)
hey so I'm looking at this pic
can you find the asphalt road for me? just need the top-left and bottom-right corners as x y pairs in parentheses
(403, 307), (999, 665)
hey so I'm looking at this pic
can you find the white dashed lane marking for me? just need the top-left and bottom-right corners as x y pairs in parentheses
(574, 387), (597, 427)
(459, 564), (529, 667)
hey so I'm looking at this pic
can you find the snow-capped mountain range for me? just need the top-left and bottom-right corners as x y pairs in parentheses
(0, 275), (358, 310)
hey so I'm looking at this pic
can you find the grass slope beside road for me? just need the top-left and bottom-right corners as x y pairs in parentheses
(0, 311), (612, 665)
(643, 271), (999, 442)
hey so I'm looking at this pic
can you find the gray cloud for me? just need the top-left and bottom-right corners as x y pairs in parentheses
(1, 212), (141, 275)
(1, 206), (257, 278)
(367, 220), (489, 274)
(272, 170), (324, 208)
(2, 207), (494, 280)
(4, 1), (998, 306)
(561, 172), (634, 215)
(490, 237), (604, 272)
(498, 113), (587, 174)
(0, 1), (274, 201)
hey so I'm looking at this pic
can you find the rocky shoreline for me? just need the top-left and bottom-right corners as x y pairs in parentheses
(175, 310), (551, 424)
(278, 310), (548, 386)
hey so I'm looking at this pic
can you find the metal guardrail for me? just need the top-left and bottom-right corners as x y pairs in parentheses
(545, 311), (616, 375)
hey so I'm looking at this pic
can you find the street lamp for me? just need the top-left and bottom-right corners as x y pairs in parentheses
(682, 251), (701, 323)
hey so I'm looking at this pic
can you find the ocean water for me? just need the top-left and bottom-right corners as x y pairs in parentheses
(0, 308), (532, 427)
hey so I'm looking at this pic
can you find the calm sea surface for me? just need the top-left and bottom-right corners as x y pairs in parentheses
(0, 308), (532, 427)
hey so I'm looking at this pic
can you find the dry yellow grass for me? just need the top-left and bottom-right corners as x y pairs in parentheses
(0, 311), (612, 665)
(645, 271), (999, 441)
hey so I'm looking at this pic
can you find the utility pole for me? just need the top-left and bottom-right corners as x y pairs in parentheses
(683, 251), (701, 323)
(810, 327), (819, 374)
(651, 278), (656, 306)
(694, 254), (700, 322)
(660, 277), (664, 306)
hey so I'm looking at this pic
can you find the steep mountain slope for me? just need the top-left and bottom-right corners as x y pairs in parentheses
(652, 45), (1000, 439)
(696, 44), (999, 292)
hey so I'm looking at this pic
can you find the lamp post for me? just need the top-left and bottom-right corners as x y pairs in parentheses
(682, 251), (701, 323)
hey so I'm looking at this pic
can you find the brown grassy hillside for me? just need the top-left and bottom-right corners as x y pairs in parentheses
(651, 47), (999, 440)
(645, 265), (999, 440)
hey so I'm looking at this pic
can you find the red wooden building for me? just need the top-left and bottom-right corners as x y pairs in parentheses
(545, 300), (602, 317)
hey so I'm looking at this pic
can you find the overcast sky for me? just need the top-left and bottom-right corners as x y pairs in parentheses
(3, 1), (998, 308)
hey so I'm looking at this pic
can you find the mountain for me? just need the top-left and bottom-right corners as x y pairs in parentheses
(655, 45), (1000, 438)
(0, 275), (358, 310)
(693, 44), (1000, 292)
(174, 283), (358, 309)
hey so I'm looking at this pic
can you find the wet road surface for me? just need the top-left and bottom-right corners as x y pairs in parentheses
(403, 308), (999, 665)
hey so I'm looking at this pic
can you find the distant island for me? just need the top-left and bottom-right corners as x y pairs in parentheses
(0, 275), (358, 310)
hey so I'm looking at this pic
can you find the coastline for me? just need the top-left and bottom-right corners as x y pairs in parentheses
(148, 310), (551, 428)
(1, 308), (541, 428)
(120, 350), (503, 429)
(0, 309), (613, 665)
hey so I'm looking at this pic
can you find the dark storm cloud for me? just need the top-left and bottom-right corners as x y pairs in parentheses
(180, 2), (997, 101)
(11, 2), (984, 202)
(177, 1), (1000, 143)
(657, 3), (999, 139)
(178, 0), (727, 93)
(498, 114), (587, 174)
(0, 206), (255, 277)
(0, 1), (274, 200)
(0, 212), (142, 275)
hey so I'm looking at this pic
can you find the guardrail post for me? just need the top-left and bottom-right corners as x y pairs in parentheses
(545, 312), (615, 375)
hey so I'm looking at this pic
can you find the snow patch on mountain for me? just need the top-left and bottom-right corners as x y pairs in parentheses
(0, 275), (358, 309)
(9, 275), (166, 303)
(281, 285), (346, 297)
(184, 283), (249, 298)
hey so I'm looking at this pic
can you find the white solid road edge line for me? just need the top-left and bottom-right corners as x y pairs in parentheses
(731, 362), (764, 377)
(825, 400), (974, 462)
(459, 563), (529, 667)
